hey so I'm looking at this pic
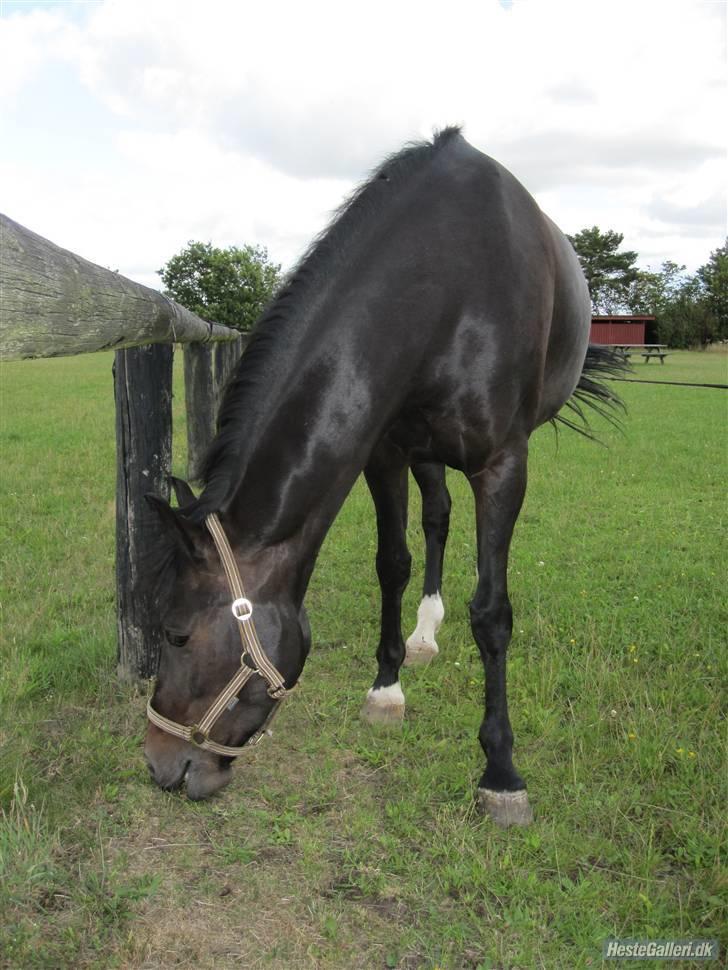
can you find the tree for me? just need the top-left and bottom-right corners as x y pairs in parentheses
(628, 260), (687, 316)
(696, 239), (728, 340)
(567, 226), (640, 313)
(158, 241), (281, 333)
(653, 276), (716, 348)
(627, 256), (723, 348)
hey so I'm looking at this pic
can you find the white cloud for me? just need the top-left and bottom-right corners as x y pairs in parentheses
(0, 5), (81, 101)
(1, 0), (725, 285)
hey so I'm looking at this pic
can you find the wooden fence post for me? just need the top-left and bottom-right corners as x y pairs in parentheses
(184, 342), (216, 483)
(214, 333), (244, 409)
(185, 334), (246, 481)
(214, 339), (230, 409)
(114, 343), (174, 681)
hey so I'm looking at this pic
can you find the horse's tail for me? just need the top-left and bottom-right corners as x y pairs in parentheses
(554, 343), (630, 440)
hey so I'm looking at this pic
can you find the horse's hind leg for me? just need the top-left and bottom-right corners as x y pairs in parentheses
(405, 461), (450, 666)
(469, 441), (533, 827)
(360, 442), (411, 726)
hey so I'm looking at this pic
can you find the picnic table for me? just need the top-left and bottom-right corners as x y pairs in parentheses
(609, 344), (670, 364)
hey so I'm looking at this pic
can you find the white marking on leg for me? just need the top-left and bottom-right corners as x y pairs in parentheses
(408, 593), (444, 652)
(361, 680), (406, 724)
(404, 592), (444, 666)
(366, 681), (405, 707)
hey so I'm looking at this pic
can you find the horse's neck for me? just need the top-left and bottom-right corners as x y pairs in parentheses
(224, 323), (396, 605)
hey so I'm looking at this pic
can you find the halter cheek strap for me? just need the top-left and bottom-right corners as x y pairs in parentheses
(146, 512), (294, 757)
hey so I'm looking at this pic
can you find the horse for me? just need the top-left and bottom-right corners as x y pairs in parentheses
(143, 126), (625, 825)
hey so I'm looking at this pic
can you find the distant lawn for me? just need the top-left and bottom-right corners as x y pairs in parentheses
(617, 348), (727, 384)
(0, 349), (725, 969)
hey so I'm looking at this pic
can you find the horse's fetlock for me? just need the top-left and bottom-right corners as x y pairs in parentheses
(480, 719), (514, 755)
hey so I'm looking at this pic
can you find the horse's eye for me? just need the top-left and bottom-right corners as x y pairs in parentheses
(165, 630), (190, 648)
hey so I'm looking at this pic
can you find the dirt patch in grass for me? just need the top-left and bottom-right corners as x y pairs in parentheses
(106, 822), (417, 970)
(88, 735), (418, 969)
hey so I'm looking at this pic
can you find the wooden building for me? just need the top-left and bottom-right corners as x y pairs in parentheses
(590, 314), (656, 344)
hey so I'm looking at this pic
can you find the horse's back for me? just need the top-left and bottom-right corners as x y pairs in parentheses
(379, 134), (591, 469)
(432, 135), (590, 390)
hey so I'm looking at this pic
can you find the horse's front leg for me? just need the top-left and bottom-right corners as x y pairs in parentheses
(405, 461), (450, 666)
(360, 445), (411, 726)
(469, 441), (533, 827)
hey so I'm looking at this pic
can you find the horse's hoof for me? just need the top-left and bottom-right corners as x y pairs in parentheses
(403, 636), (439, 666)
(360, 684), (405, 727)
(477, 788), (533, 827)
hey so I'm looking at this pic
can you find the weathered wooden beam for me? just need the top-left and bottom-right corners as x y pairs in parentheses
(114, 343), (174, 681)
(0, 214), (239, 360)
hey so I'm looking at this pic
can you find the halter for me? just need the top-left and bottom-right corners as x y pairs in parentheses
(146, 512), (293, 758)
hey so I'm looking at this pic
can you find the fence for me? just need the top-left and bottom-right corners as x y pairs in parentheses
(0, 213), (243, 680)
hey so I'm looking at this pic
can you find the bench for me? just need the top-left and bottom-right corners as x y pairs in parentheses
(641, 351), (669, 364)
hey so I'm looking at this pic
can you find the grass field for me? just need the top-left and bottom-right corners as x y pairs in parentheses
(0, 350), (726, 969)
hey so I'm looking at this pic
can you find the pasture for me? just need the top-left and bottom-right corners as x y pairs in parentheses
(0, 350), (725, 969)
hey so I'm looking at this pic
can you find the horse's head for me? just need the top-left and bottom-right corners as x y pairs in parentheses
(143, 480), (309, 800)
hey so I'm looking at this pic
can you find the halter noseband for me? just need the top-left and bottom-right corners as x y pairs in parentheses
(146, 512), (293, 758)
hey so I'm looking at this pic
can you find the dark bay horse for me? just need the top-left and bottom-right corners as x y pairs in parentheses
(144, 127), (624, 825)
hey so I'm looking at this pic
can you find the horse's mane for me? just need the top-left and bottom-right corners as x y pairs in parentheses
(186, 126), (464, 520)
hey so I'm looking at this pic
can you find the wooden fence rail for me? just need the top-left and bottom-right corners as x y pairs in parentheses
(0, 214), (238, 360)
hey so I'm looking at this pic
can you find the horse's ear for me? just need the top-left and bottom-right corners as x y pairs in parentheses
(145, 493), (204, 562)
(169, 476), (197, 508)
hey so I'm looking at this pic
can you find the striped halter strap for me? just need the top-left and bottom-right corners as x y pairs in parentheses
(146, 513), (292, 757)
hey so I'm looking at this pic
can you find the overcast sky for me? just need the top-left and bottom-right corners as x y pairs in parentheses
(1, 0), (725, 290)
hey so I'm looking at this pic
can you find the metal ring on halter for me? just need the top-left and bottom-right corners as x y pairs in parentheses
(231, 597), (253, 621)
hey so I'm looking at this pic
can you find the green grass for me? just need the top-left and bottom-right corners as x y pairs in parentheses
(0, 349), (726, 969)
(619, 348), (727, 385)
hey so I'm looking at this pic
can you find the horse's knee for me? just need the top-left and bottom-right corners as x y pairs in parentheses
(376, 549), (411, 592)
(469, 598), (513, 657)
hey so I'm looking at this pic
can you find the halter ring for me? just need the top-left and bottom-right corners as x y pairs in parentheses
(231, 597), (253, 621)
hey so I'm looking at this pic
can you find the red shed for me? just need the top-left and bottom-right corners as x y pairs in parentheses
(590, 314), (656, 344)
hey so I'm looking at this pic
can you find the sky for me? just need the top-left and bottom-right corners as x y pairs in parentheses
(1, 0), (726, 291)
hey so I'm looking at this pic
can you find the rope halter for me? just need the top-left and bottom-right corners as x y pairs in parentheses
(146, 512), (293, 758)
